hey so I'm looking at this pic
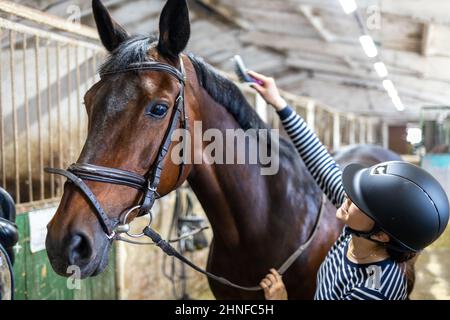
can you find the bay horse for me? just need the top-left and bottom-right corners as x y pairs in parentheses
(45, 0), (405, 299)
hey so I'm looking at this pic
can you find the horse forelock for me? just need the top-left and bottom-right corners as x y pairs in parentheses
(99, 35), (158, 75)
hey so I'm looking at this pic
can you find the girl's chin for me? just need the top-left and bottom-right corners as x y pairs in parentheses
(336, 208), (347, 221)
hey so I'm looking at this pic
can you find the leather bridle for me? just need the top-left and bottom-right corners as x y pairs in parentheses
(45, 57), (188, 240)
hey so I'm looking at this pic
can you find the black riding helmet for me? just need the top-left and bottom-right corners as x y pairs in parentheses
(342, 161), (449, 252)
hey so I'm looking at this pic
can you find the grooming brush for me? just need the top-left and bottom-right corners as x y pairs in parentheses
(233, 55), (264, 85)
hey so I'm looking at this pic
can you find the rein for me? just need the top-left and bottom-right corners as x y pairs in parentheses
(140, 195), (325, 291)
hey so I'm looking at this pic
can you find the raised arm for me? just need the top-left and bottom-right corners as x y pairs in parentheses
(248, 71), (345, 208)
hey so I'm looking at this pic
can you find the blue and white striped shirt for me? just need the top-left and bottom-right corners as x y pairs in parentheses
(277, 106), (408, 300)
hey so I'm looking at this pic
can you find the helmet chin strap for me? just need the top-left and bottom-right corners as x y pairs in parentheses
(347, 225), (417, 253)
(346, 225), (386, 246)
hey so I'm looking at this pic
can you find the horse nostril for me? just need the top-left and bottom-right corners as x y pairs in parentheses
(68, 233), (92, 266)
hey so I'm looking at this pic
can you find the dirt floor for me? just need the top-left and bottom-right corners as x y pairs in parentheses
(410, 225), (450, 300)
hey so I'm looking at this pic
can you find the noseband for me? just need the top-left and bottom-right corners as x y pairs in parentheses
(45, 57), (187, 239)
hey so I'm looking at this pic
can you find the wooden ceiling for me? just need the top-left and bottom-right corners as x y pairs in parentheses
(14, 0), (450, 122)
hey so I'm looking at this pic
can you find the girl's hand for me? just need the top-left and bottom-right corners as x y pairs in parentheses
(248, 71), (287, 111)
(259, 269), (288, 300)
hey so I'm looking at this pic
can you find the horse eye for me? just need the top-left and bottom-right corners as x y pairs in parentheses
(146, 103), (168, 118)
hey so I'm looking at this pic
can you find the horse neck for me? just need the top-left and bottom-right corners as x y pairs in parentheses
(186, 88), (278, 248)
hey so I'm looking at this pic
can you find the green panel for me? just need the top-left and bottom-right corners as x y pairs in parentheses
(13, 211), (117, 300)
(25, 245), (74, 300)
(73, 276), (92, 300)
(90, 248), (116, 300)
(13, 215), (28, 300)
(74, 249), (117, 300)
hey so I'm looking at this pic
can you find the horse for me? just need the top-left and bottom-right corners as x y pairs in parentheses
(45, 0), (406, 299)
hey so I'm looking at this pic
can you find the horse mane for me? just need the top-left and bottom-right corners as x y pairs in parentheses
(187, 54), (270, 131)
(188, 53), (300, 161)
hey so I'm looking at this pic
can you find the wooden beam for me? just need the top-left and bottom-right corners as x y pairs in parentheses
(288, 79), (426, 121)
(196, 0), (251, 29)
(240, 30), (450, 82)
(0, 0), (99, 40)
(276, 71), (310, 87)
(197, 0), (340, 13)
(286, 54), (450, 102)
(380, 0), (450, 25)
(286, 56), (373, 78)
(233, 7), (318, 38)
(297, 5), (335, 42)
(286, 52), (450, 96)
(420, 23), (450, 57)
(239, 30), (367, 63)
(309, 72), (450, 106)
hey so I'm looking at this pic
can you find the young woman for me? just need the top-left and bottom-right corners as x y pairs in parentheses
(248, 71), (450, 300)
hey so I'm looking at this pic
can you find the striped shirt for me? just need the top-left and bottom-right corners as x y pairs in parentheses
(277, 106), (408, 300)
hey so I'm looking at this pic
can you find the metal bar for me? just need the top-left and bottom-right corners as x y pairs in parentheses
(35, 35), (44, 201)
(46, 40), (54, 198)
(0, 28), (5, 189)
(67, 44), (72, 164)
(359, 118), (367, 144)
(83, 47), (89, 136)
(23, 33), (33, 202)
(56, 42), (63, 194)
(333, 112), (341, 151)
(367, 118), (374, 144)
(10, 30), (20, 203)
(0, 17), (102, 51)
(348, 114), (356, 145)
(0, 1), (99, 40)
(306, 100), (315, 132)
(15, 197), (61, 215)
(75, 46), (82, 152)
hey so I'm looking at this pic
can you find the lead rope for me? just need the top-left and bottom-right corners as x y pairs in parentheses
(140, 195), (326, 292)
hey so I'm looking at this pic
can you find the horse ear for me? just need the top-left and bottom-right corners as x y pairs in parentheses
(157, 0), (191, 60)
(92, 0), (129, 52)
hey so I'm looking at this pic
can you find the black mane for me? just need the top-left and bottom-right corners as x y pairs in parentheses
(188, 54), (271, 131)
(188, 54), (298, 161)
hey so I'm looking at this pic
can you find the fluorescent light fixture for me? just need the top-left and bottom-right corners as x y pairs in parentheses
(374, 62), (388, 78)
(382, 79), (397, 97)
(391, 95), (405, 111)
(338, 0), (357, 14)
(359, 35), (378, 58)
